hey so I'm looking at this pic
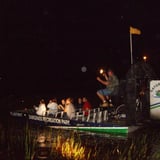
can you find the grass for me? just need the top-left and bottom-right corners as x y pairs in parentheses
(51, 132), (91, 160)
(1, 117), (160, 160)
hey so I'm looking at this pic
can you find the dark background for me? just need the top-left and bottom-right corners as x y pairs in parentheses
(0, 0), (160, 98)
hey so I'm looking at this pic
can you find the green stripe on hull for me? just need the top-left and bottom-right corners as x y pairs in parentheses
(49, 126), (129, 134)
(76, 127), (128, 134)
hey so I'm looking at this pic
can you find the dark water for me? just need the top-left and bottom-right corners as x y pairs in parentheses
(1, 95), (160, 160)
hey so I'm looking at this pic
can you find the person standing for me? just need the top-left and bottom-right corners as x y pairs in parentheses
(96, 69), (119, 107)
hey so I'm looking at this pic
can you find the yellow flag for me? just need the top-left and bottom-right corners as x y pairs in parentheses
(130, 26), (141, 35)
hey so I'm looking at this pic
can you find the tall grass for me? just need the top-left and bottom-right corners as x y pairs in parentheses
(51, 131), (91, 160)
(3, 116), (160, 160)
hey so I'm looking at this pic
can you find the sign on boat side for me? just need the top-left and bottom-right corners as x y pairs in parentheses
(150, 80), (160, 120)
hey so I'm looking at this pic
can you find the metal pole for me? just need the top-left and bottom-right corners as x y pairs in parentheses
(130, 33), (133, 65)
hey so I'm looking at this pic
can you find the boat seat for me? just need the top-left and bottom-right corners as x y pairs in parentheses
(75, 111), (85, 121)
(103, 110), (108, 121)
(92, 112), (96, 123)
(111, 85), (119, 96)
(85, 108), (104, 123)
(86, 109), (95, 122)
(86, 110), (91, 122)
(54, 111), (64, 118)
(107, 85), (123, 107)
(97, 111), (102, 123)
(102, 84), (126, 119)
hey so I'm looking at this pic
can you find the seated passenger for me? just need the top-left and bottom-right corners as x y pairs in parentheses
(47, 98), (58, 116)
(82, 97), (92, 116)
(34, 99), (46, 116)
(64, 97), (75, 119)
(76, 97), (83, 110)
(58, 98), (66, 111)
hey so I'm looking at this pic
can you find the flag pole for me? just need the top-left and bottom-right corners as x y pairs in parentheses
(129, 32), (133, 65)
(129, 26), (141, 65)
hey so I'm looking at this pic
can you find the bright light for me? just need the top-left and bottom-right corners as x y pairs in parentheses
(143, 56), (147, 62)
(100, 69), (104, 74)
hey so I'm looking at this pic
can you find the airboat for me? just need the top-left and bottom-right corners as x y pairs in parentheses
(10, 62), (160, 135)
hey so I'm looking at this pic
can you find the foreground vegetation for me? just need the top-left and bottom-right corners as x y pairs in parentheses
(1, 117), (160, 160)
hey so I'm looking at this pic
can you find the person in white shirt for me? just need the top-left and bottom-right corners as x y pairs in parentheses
(34, 99), (46, 116)
(64, 97), (75, 119)
(47, 98), (58, 116)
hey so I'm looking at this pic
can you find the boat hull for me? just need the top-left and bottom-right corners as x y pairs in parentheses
(10, 110), (139, 135)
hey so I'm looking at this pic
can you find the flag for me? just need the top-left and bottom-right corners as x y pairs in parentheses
(130, 26), (141, 35)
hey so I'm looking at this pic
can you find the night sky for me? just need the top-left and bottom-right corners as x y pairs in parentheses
(0, 0), (160, 96)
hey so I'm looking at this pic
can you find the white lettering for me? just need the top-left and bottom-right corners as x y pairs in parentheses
(28, 115), (70, 125)
(10, 112), (23, 117)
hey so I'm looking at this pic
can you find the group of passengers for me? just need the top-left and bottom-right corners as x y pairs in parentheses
(34, 68), (119, 119)
(34, 96), (92, 120)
